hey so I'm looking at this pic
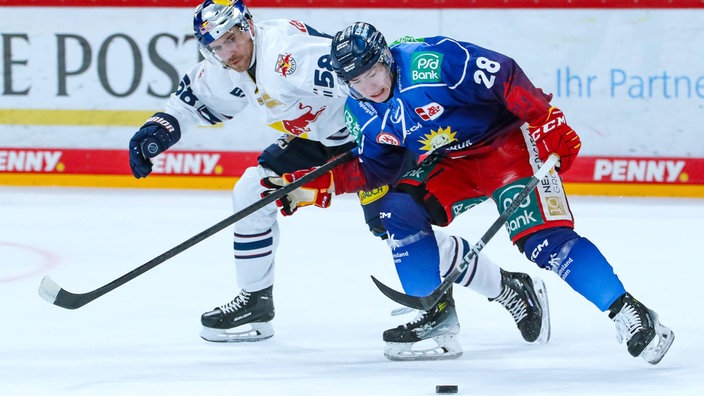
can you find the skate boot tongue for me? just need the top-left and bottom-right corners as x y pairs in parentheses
(489, 270), (550, 344)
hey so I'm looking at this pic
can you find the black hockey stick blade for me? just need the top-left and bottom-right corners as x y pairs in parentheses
(38, 276), (107, 310)
(371, 154), (560, 310)
(38, 150), (355, 310)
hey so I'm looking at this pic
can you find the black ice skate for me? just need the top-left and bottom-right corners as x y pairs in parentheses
(200, 285), (275, 342)
(488, 269), (551, 344)
(383, 287), (462, 361)
(608, 292), (674, 364)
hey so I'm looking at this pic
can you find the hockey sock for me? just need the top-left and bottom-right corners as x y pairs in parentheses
(234, 224), (279, 291)
(232, 166), (281, 291)
(381, 192), (442, 296)
(393, 234), (443, 296)
(523, 227), (626, 311)
(437, 233), (502, 298)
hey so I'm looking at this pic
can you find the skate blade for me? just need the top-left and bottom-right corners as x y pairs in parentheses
(640, 311), (675, 365)
(532, 277), (551, 344)
(200, 322), (274, 343)
(384, 334), (463, 361)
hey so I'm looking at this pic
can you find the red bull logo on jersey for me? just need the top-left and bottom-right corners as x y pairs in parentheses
(281, 103), (326, 136)
(415, 102), (444, 121)
(275, 53), (297, 77)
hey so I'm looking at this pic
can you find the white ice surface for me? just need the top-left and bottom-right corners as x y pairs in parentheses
(0, 187), (702, 395)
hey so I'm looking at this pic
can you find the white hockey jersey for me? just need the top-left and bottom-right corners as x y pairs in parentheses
(163, 19), (353, 147)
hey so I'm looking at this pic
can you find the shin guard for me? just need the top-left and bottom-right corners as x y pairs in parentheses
(381, 192), (441, 296)
(523, 228), (626, 311)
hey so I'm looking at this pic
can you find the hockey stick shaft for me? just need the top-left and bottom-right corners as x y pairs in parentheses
(38, 150), (355, 310)
(371, 153), (560, 310)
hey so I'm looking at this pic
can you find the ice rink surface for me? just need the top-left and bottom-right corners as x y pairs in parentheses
(1, 186), (702, 396)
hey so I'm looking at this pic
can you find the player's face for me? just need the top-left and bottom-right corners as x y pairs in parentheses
(349, 62), (392, 103)
(208, 24), (254, 72)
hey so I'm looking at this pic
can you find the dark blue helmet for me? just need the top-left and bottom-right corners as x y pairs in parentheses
(331, 22), (393, 84)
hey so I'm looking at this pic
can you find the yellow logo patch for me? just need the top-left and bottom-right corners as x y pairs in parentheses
(358, 185), (389, 205)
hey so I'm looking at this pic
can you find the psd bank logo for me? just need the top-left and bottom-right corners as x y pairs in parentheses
(496, 182), (540, 237)
(410, 52), (443, 83)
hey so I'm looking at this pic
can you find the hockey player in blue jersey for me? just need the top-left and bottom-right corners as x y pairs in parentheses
(262, 22), (674, 364)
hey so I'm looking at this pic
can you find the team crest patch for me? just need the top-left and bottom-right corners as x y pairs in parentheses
(275, 53), (297, 77)
(415, 102), (444, 121)
(377, 132), (400, 146)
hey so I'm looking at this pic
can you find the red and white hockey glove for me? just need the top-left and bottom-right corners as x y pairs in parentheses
(528, 107), (581, 173)
(260, 168), (335, 216)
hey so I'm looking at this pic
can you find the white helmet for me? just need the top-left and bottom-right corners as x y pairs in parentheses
(193, 0), (254, 69)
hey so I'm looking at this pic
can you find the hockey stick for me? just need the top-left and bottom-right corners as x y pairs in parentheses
(38, 150), (355, 310)
(371, 153), (560, 310)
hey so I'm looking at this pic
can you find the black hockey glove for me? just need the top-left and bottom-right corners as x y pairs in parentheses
(128, 112), (181, 178)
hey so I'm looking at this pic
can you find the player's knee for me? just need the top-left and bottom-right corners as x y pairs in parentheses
(232, 166), (261, 205)
(519, 227), (580, 270)
(396, 183), (448, 226)
(379, 192), (431, 234)
(359, 188), (391, 240)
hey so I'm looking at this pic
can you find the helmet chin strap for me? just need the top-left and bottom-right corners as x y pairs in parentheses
(247, 19), (256, 69)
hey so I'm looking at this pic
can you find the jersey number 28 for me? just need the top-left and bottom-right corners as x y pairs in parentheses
(473, 56), (500, 89)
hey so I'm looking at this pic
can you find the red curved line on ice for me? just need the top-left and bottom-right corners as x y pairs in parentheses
(0, 241), (60, 283)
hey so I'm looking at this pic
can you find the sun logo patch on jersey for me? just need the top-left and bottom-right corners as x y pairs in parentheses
(275, 53), (297, 77)
(415, 102), (444, 121)
(418, 126), (457, 152)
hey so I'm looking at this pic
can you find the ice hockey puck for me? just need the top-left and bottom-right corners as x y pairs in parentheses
(435, 385), (458, 394)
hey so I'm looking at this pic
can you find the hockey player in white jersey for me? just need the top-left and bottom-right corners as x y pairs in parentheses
(128, 0), (549, 359)
(129, 0), (360, 343)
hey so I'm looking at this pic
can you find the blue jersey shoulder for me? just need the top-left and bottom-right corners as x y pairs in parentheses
(392, 36), (515, 92)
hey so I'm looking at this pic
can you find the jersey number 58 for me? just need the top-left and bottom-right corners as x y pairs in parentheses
(315, 54), (335, 88)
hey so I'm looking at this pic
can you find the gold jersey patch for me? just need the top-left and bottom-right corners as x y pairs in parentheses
(358, 185), (389, 205)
